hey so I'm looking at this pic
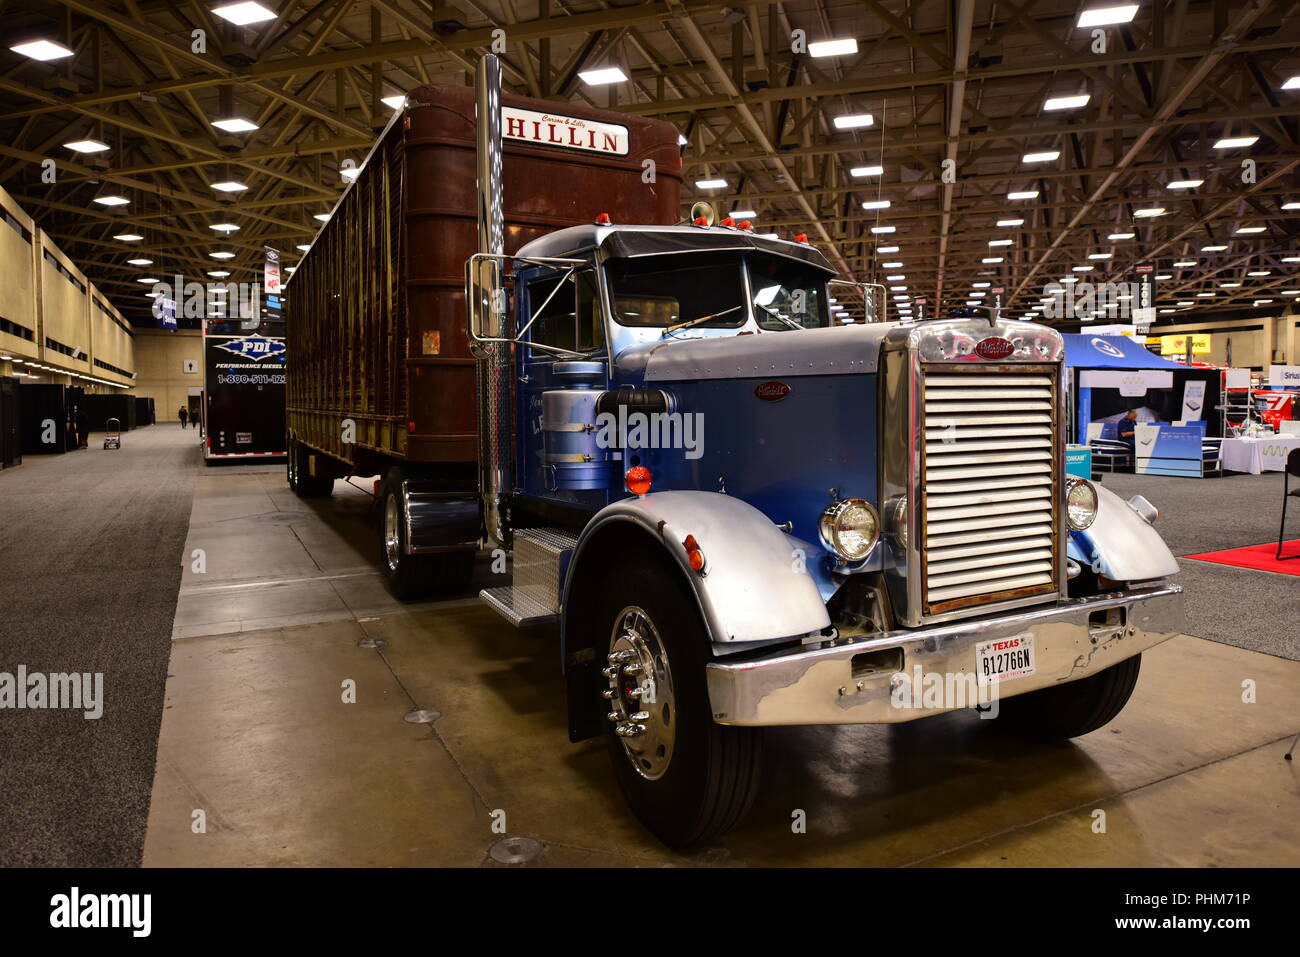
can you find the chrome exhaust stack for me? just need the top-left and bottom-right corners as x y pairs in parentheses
(473, 53), (512, 548)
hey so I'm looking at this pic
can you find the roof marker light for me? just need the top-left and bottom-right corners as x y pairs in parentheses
(626, 466), (652, 496)
(594, 212), (611, 225)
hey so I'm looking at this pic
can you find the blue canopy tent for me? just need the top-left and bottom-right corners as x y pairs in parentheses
(1062, 334), (1216, 445)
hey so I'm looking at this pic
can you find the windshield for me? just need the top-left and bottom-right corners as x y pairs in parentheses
(606, 251), (746, 329)
(748, 252), (832, 330)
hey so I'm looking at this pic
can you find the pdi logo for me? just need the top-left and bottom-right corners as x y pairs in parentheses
(214, 336), (286, 362)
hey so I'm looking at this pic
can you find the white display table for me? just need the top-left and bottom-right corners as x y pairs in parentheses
(1220, 435), (1300, 474)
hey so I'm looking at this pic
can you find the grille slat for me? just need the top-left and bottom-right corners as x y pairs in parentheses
(920, 364), (1059, 613)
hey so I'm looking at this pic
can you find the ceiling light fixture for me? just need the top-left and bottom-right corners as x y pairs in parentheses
(212, 2), (278, 26)
(211, 117), (259, 133)
(578, 67), (628, 85)
(694, 178), (727, 189)
(1007, 190), (1039, 200)
(1213, 136), (1259, 149)
(1022, 150), (1060, 163)
(210, 180), (248, 192)
(809, 38), (858, 57)
(64, 139), (110, 153)
(850, 165), (884, 177)
(833, 113), (874, 130)
(9, 39), (74, 61)
(1076, 5), (1139, 28)
(1044, 94), (1090, 111)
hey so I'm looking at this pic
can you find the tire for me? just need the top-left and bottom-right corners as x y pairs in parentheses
(377, 468), (475, 600)
(992, 653), (1142, 739)
(290, 439), (333, 498)
(596, 554), (762, 846)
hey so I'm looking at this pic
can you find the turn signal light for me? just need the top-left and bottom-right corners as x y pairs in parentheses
(625, 465), (652, 495)
(594, 212), (611, 225)
(408, 419), (416, 433)
(683, 534), (705, 571)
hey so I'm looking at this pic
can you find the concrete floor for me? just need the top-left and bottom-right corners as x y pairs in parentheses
(142, 464), (1300, 867)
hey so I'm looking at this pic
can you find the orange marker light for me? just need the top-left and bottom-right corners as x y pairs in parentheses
(693, 216), (709, 226)
(719, 216), (735, 227)
(594, 212), (611, 225)
(737, 220), (753, 231)
(794, 233), (809, 244)
(683, 534), (705, 572)
(625, 465), (652, 495)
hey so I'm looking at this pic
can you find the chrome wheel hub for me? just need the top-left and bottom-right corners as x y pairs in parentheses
(383, 495), (401, 572)
(603, 605), (675, 781)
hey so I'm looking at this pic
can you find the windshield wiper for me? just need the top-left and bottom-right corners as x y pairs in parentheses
(663, 304), (744, 335)
(755, 302), (804, 330)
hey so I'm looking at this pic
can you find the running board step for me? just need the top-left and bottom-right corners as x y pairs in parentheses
(478, 527), (578, 627)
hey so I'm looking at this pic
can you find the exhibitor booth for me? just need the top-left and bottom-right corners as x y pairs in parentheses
(1063, 334), (1222, 478)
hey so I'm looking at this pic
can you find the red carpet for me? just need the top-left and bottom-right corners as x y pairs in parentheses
(1185, 540), (1300, 576)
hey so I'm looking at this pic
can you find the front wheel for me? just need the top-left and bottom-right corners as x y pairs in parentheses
(597, 555), (762, 846)
(991, 653), (1142, 739)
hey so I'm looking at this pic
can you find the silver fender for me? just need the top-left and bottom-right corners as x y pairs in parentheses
(1071, 482), (1180, 582)
(563, 490), (831, 646)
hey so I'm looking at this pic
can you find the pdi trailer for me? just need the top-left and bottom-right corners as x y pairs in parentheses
(285, 80), (680, 595)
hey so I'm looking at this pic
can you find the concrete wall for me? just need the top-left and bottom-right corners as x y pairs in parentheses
(0, 188), (38, 361)
(132, 327), (202, 421)
(0, 184), (134, 390)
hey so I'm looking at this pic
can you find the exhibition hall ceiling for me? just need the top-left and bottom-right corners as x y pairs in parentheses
(1, 0), (1298, 324)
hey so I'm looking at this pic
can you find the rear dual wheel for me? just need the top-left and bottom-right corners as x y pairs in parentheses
(377, 467), (474, 600)
(288, 438), (333, 498)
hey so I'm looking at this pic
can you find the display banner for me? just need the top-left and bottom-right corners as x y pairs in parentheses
(157, 297), (177, 331)
(1268, 364), (1300, 387)
(1181, 380), (1207, 421)
(1132, 264), (1154, 331)
(1135, 421), (1207, 477)
(1078, 369), (1173, 396)
(1156, 333), (1210, 355)
(1065, 444), (1092, 479)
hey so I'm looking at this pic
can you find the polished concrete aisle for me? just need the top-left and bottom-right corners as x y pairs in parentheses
(0, 425), (201, 866)
(144, 467), (1300, 867)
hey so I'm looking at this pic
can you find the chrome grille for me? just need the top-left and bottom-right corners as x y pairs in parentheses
(920, 367), (1059, 612)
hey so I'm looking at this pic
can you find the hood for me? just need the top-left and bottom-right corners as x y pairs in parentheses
(617, 323), (893, 383)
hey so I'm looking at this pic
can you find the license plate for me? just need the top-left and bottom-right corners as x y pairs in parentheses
(975, 634), (1035, 687)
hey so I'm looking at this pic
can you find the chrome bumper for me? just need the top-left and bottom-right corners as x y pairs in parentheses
(705, 583), (1184, 726)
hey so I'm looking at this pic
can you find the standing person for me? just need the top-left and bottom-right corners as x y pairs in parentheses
(178, 406), (189, 429)
(1118, 409), (1139, 450)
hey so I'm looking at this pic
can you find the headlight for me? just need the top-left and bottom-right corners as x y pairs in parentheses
(819, 498), (880, 562)
(1065, 478), (1098, 531)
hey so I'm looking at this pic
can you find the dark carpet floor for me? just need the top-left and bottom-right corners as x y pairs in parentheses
(1096, 471), (1299, 661)
(0, 425), (199, 866)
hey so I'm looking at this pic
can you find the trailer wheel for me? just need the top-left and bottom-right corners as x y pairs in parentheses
(290, 439), (333, 498)
(597, 555), (762, 846)
(990, 653), (1142, 739)
(377, 469), (475, 600)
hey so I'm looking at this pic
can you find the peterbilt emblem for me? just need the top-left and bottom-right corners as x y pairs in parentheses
(755, 381), (791, 401)
(974, 337), (1014, 360)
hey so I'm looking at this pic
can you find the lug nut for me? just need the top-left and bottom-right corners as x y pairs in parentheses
(622, 663), (644, 676)
(607, 711), (624, 723)
(615, 723), (646, 738)
(601, 689), (616, 700)
(601, 666), (619, 678)
(607, 650), (635, 663)
(626, 688), (643, 700)
(629, 711), (650, 722)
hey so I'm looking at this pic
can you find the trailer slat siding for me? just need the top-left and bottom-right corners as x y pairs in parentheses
(287, 83), (680, 474)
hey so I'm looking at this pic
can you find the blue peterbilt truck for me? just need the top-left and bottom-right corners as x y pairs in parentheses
(453, 56), (1185, 845)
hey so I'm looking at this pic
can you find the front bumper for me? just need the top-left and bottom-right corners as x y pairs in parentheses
(705, 583), (1184, 726)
